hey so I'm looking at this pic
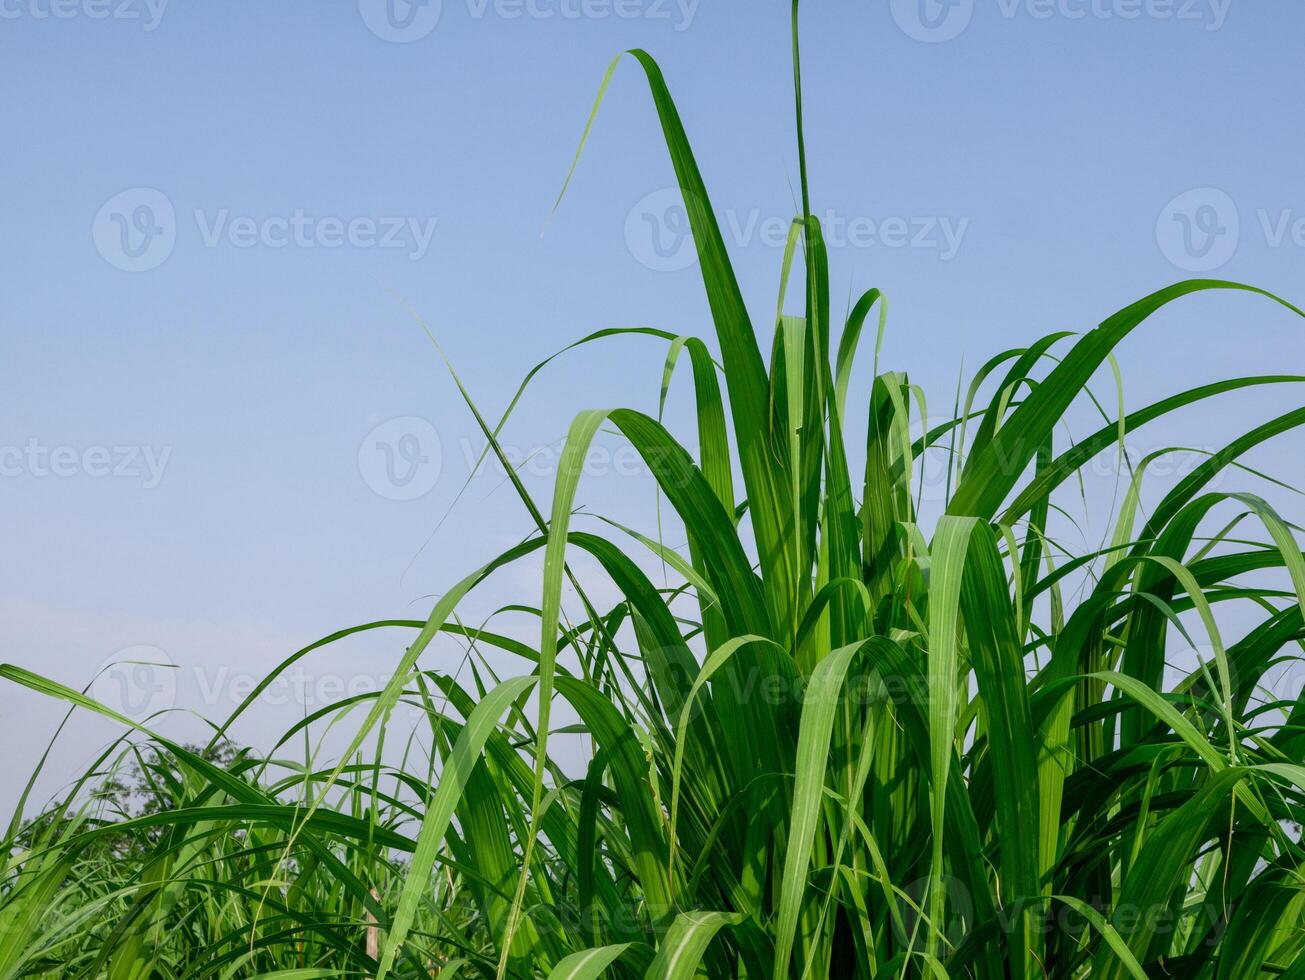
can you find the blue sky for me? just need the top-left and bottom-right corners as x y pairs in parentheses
(2, 0), (1303, 808)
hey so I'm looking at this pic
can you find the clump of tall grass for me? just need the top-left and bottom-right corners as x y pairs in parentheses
(4, 5), (1305, 977)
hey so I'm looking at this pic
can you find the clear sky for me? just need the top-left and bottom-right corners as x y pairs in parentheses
(3, 0), (1303, 810)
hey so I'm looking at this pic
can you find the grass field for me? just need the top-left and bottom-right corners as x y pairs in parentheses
(3, 5), (1305, 977)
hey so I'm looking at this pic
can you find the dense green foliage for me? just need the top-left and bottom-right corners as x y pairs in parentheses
(4, 7), (1305, 977)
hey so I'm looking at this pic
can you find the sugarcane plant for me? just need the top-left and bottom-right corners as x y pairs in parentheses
(3, 3), (1304, 977)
